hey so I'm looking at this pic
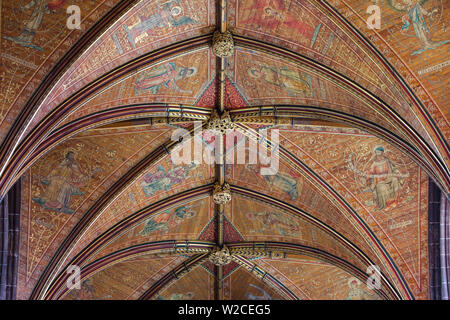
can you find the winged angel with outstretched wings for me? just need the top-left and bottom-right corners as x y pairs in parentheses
(386, 0), (449, 55)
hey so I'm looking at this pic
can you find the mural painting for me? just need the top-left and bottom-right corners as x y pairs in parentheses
(246, 211), (302, 237)
(18, 127), (173, 299)
(3, 0), (67, 51)
(386, 0), (449, 55)
(256, 258), (382, 300)
(32, 151), (101, 214)
(279, 127), (429, 299)
(64, 255), (186, 300)
(157, 265), (214, 300)
(139, 203), (201, 236)
(3, 0), (441, 301)
(345, 278), (379, 300)
(141, 162), (197, 197)
(226, 266), (286, 300)
(245, 163), (300, 201)
(236, 0), (320, 45)
(247, 284), (274, 300)
(123, 0), (198, 49)
(134, 62), (197, 95)
(71, 279), (96, 300)
(347, 145), (410, 210)
(247, 62), (313, 97)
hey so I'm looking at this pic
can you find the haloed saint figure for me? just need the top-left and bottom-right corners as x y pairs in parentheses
(33, 151), (89, 214)
(365, 147), (403, 210)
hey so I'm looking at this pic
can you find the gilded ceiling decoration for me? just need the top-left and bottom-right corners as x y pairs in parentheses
(0, 0), (448, 301)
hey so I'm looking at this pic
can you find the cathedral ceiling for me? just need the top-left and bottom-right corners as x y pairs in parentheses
(0, 0), (448, 300)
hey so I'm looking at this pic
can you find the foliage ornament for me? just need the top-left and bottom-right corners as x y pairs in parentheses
(212, 30), (234, 58)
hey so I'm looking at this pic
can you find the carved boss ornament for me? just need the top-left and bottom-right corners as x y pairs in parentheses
(207, 110), (235, 135)
(208, 245), (233, 266)
(213, 182), (232, 205)
(212, 30), (234, 58)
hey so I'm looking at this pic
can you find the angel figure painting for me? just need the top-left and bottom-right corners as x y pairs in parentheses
(123, 0), (198, 49)
(134, 62), (197, 95)
(347, 146), (410, 210)
(32, 151), (99, 214)
(387, 0), (449, 55)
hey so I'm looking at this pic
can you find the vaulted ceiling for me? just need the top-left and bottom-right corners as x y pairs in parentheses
(1, 0), (448, 300)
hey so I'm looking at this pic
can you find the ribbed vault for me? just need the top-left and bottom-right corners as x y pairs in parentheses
(1, 0), (447, 300)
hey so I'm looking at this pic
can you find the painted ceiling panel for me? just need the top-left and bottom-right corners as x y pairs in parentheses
(227, 47), (409, 142)
(224, 141), (387, 265)
(57, 47), (217, 130)
(227, 0), (448, 172)
(17, 124), (174, 299)
(50, 137), (215, 283)
(224, 266), (287, 300)
(20, 0), (217, 141)
(330, 0), (449, 141)
(153, 263), (215, 300)
(278, 125), (429, 299)
(2, 0), (445, 301)
(83, 196), (214, 266)
(63, 254), (188, 300)
(0, 0), (123, 141)
(253, 256), (382, 300)
(224, 194), (368, 272)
